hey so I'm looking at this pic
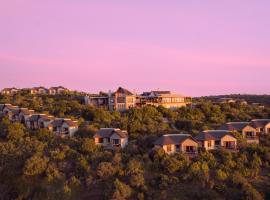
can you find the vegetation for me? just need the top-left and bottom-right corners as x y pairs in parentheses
(0, 93), (270, 199)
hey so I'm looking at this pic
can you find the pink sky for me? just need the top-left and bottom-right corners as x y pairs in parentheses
(1, 0), (270, 96)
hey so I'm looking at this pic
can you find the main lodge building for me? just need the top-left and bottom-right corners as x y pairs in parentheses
(85, 87), (192, 111)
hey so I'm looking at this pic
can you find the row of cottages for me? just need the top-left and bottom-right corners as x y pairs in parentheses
(30, 86), (69, 95)
(93, 128), (128, 149)
(154, 134), (198, 155)
(220, 119), (270, 144)
(1, 86), (69, 95)
(1, 88), (19, 95)
(154, 131), (237, 155)
(0, 104), (78, 137)
(85, 87), (192, 112)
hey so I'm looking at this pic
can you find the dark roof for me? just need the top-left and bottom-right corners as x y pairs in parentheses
(154, 134), (193, 146)
(63, 119), (78, 127)
(195, 130), (235, 141)
(115, 87), (133, 95)
(39, 114), (54, 121)
(49, 86), (67, 90)
(141, 91), (171, 97)
(194, 132), (216, 141)
(152, 91), (171, 95)
(94, 128), (128, 138)
(31, 87), (48, 91)
(51, 119), (64, 127)
(1, 87), (18, 91)
(51, 118), (78, 127)
(251, 119), (270, 128)
(219, 122), (251, 131)
(3, 104), (18, 111)
(113, 129), (128, 138)
(20, 108), (35, 115)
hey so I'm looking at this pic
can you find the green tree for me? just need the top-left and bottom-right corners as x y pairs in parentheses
(97, 162), (116, 180)
(23, 154), (49, 176)
(112, 179), (132, 200)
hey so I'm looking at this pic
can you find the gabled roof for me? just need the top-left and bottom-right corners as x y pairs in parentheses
(3, 104), (18, 111)
(63, 119), (78, 127)
(1, 87), (18, 92)
(51, 118), (78, 127)
(114, 87), (133, 95)
(195, 130), (235, 141)
(39, 114), (55, 121)
(31, 86), (48, 91)
(49, 86), (67, 91)
(113, 129), (128, 138)
(251, 119), (270, 128)
(154, 134), (194, 146)
(94, 128), (128, 138)
(19, 108), (35, 115)
(194, 132), (216, 141)
(219, 122), (251, 131)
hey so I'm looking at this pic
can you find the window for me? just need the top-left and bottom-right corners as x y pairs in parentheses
(112, 139), (120, 145)
(40, 122), (45, 128)
(215, 140), (220, 146)
(186, 146), (195, 153)
(64, 128), (69, 135)
(207, 141), (212, 147)
(117, 97), (125, 103)
(98, 138), (104, 143)
(166, 145), (172, 152)
(245, 131), (254, 137)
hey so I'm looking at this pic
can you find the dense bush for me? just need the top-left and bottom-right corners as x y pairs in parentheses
(0, 93), (270, 199)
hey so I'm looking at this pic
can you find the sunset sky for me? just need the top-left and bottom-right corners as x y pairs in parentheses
(1, 0), (270, 96)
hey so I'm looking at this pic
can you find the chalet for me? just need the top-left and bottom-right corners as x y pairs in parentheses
(93, 128), (128, 149)
(252, 103), (265, 109)
(17, 108), (35, 124)
(1, 88), (19, 95)
(1, 104), (19, 120)
(38, 115), (55, 129)
(85, 87), (136, 111)
(251, 119), (270, 135)
(220, 122), (259, 144)
(108, 87), (136, 111)
(217, 98), (236, 104)
(26, 114), (47, 130)
(11, 108), (21, 122)
(139, 91), (191, 109)
(48, 119), (78, 137)
(49, 86), (68, 95)
(154, 134), (198, 155)
(195, 130), (237, 151)
(30, 87), (48, 95)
